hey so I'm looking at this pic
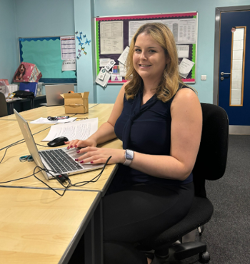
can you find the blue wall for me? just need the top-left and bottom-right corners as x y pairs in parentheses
(0, 0), (74, 85)
(0, 0), (18, 83)
(1, 0), (250, 103)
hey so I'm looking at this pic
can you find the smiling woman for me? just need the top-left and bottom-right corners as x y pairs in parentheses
(125, 23), (181, 104)
(66, 22), (202, 264)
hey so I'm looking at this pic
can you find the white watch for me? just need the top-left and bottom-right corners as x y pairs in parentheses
(123, 149), (134, 166)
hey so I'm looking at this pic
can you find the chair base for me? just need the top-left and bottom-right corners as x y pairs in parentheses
(153, 241), (210, 263)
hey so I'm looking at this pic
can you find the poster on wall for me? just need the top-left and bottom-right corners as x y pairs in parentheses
(95, 12), (198, 85)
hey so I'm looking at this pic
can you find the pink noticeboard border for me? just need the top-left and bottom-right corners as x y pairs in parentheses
(108, 79), (195, 84)
(96, 13), (197, 21)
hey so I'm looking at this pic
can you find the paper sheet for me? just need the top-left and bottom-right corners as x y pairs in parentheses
(30, 117), (77, 124)
(118, 46), (130, 65)
(128, 20), (159, 44)
(177, 19), (197, 44)
(42, 118), (98, 142)
(178, 58), (194, 78)
(119, 63), (126, 77)
(60, 36), (76, 60)
(100, 21), (123, 54)
(100, 58), (112, 67)
(177, 45), (189, 58)
(95, 70), (111, 87)
(62, 59), (76, 71)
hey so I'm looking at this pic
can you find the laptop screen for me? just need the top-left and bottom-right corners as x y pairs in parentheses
(45, 84), (74, 106)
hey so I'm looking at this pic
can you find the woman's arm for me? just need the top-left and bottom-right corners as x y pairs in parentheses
(66, 84), (126, 148)
(79, 88), (202, 181)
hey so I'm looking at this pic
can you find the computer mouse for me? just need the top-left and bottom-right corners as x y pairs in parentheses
(47, 136), (69, 147)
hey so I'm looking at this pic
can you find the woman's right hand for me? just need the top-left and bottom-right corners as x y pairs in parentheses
(65, 138), (97, 150)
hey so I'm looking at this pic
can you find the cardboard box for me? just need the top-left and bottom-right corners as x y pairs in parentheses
(13, 62), (42, 83)
(61, 92), (89, 114)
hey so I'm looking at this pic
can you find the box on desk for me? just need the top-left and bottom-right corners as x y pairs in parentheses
(61, 92), (89, 114)
(13, 62), (42, 83)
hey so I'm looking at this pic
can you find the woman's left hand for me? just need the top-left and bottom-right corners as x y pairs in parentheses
(74, 147), (125, 165)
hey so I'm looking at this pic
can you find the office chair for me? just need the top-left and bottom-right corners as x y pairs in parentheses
(140, 103), (229, 263)
(0, 92), (8, 117)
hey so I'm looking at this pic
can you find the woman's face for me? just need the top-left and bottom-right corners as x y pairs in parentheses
(133, 32), (168, 83)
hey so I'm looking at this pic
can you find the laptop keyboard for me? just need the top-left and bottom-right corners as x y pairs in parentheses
(40, 148), (82, 173)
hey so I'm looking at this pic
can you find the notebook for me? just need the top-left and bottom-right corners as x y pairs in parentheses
(14, 109), (103, 180)
(19, 82), (38, 97)
(43, 84), (74, 106)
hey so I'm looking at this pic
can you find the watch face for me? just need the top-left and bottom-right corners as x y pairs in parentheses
(126, 150), (133, 160)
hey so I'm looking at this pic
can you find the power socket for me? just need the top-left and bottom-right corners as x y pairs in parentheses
(201, 75), (207, 81)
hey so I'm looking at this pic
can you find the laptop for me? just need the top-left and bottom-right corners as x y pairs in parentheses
(43, 84), (74, 106)
(14, 109), (103, 180)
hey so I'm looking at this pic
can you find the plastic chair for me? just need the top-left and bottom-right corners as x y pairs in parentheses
(140, 103), (229, 263)
(0, 92), (8, 117)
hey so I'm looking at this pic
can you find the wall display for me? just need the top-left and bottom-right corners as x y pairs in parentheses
(19, 36), (77, 84)
(95, 12), (198, 85)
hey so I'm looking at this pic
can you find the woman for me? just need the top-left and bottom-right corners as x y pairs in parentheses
(67, 23), (202, 264)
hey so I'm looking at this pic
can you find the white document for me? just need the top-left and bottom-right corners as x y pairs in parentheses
(100, 58), (112, 67)
(60, 36), (76, 60)
(118, 46), (130, 65)
(119, 63), (126, 77)
(177, 45), (189, 58)
(104, 59), (116, 71)
(160, 19), (178, 33)
(178, 58), (194, 78)
(62, 59), (76, 71)
(178, 19), (197, 44)
(95, 70), (111, 87)
(97, 68), (107, 81)
(42, 118), (98, 142)
(129, 20), (159, 44)
(100, 21), (123, 54)
(30, 117), (77, 124)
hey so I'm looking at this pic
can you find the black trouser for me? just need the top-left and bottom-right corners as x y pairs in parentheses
(103, 182), (194, 264)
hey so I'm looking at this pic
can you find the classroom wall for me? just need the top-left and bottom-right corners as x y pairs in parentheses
(15, 0), (75, 37)
(93, 0), (250, 104)
(0, 0), (75, 86)
(0, 0), (18, 83)
(1, 0), (249, 104)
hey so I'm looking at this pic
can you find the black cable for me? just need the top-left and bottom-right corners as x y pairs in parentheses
(0, 140), (25, 164)
(89, 103), (99, 109)
(0, 126), (52, 163)
(32, 166), (71, 196)
(0, 172), (36, 184)
(35, 143), (50, 148)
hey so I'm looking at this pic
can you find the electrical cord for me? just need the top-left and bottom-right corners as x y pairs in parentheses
(0, 156), (111, 197)
(89, 104), (99, 109)
(0, 126), (52, 164)
(32, 166), (71, 197)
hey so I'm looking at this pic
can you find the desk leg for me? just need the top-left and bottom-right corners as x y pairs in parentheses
(94, 199), (103, 264)
(84, 200), (103, 264)
(9, 102), (14, 114)
(84, 218), (95, 264)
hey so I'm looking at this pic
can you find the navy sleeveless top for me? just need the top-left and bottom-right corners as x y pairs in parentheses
(114, 87), (193, 187)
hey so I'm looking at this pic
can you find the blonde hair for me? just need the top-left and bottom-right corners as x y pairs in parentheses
(125, 23), (186, 102)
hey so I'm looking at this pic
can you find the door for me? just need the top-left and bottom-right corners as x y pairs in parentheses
(219, 10), (250, 127)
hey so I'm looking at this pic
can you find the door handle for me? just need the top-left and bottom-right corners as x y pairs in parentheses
(221, 72), (231, 76)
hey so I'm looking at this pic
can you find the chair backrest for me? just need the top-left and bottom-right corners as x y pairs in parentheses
(193, 103), (229, 197)
(0, 92), (8, 117)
